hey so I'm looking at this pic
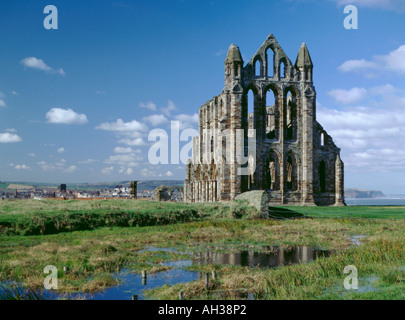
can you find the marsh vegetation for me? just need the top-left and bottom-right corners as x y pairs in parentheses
(0, 199), (404, 299)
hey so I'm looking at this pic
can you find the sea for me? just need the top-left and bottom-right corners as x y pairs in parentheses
(345, 196), (405, 206)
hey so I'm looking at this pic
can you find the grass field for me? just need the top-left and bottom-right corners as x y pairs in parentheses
(0, 199), (404, 300)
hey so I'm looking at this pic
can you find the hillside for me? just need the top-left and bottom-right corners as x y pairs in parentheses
(345, 188), (385, 199)
(0, 180), (184, 192)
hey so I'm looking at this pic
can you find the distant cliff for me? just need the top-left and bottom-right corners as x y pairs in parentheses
(345, 188), (385, 199)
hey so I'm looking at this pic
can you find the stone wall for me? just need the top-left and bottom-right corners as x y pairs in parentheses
(185, 34), (345, 207)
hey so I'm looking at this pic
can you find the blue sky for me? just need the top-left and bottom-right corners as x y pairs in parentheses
(1, 0), (405, 194)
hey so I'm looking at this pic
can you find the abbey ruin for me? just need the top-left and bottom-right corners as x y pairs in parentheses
(184, 34), (345, 206)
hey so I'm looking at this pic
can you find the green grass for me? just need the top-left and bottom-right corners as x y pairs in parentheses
(0, 199), (256, 235)
(279, 205), (405, 219)
(145, 238), (405, 300)
(0, 199), (404, 299)
(0, 283), (45, 300)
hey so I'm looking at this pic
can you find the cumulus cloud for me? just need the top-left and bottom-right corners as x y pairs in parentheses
(0, 92), (6, 107)
(46, 108), (88, 125)
(173, 113), (199, 130)
(105, 152), (143, 167)
(117, 138), (146, 146)
(338, 44), (405, 77)
(20, 57), (65, 75)
(166, 171), (173, 177)
(139, 102), (157, 111)
(79, 159), (97, 164)
(96, 118), (149, 147)
(63, 165), (77, 173)
(333, 0), (405, 12)
(142, 114), (168, 126)
(141, 167), (156, 177)
(119, 167), (134, 175)
(101, 166), (114, 175)
(0, 132), (22, 143)
(37, 159), (78, 173)
(318, 99), (405, 173)
(96, 119), (147, 132)
(57, 147), (65, 153)
(11, 164), (31, 170)
(161, 100), (178, 117)
(114, 147), (133, 154)
(328, 87), (367, 104)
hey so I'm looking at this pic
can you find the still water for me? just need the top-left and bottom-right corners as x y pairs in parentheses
(193, 246), (331, 268)
(345, 198), (405, 206)
(41, 245), (330, 300)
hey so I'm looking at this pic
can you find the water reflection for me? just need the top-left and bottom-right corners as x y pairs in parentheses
(193, 246), (331, 268)
(3, 246), (331, 300)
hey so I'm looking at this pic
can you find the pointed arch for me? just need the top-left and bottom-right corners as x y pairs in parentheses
(284, 86), (299, 141)
(254, 56), (262, 77)
(319, 160), (326, 192)
(266, 46), (275, 77)
(265, 85), (279, 140)
(279, 60), (286, 79)
(242, 84), (260, 132)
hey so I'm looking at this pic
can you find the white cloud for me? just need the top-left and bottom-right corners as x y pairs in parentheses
(139, 102), (157, 111)
(63, 165), (77, 173)
(142, 114), (168, 126)
(13, 164), (31, 170)
(141, 168), (156, 177)
(114, 147), (133, 154)
(0, 132), (22, 143)
(11, 91), (18, 96)
(46, 108), (88, 125)
(29, 153), (36, 157)
(166, 171), (173, 177)
(57, 147), (65, 153)
(79, 159), (97, 164)
(95, 118), (147, 132)
(119, 167), (134, 175)
(173, 113), (199, 130)
(161, 100), (178, 117)
(20, 57), (65, 75)
(117, 138), (146, 146)
(105, 153), (143, 167)
(0, 92), (5, 107)
(101, 166), (114, 175)
(328, 87), (367, 104)
(37, 159), (78, 173)
(333, 0), (405, 12)
(338, 59), (378, 73)
(338, 44), (405, 77)
(318, 102), (405, 173)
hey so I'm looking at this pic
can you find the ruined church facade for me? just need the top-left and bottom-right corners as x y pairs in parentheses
(184, 34), (345, 206)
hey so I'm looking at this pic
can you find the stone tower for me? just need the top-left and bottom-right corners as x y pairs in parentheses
(184, 34), (345, 206)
